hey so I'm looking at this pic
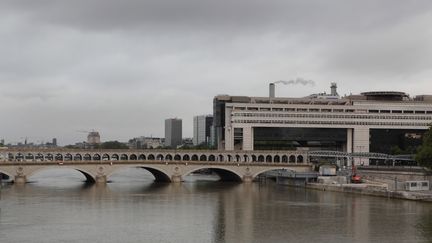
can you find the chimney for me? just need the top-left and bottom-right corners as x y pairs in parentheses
(330, 82), (338, 96)
(269, 83), (275, 98)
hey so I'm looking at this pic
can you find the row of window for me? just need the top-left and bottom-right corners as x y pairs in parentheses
(232, 107), (432, 114)
(232, 119), (430, 127)
(232, 113), (432, 120)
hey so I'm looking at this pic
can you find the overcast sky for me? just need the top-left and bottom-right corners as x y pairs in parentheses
(1, 0), (432, 145)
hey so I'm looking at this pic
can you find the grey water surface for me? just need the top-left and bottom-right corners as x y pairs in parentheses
(0, 168), (431, 243)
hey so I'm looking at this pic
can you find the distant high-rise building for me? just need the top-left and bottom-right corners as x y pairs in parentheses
(193, 115), (213, 146)
(52, 138), (57, 147)
(87, 131), (101, 144)
(165, 118), (182, 148)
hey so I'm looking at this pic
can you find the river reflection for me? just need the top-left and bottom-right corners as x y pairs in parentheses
(0, 168), (431, 243)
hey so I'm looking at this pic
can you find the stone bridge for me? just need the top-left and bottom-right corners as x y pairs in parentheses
(0, 149), (312, 184)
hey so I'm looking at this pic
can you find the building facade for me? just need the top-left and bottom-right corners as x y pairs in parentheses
(87, 131), (101, 145)
(193, 115), (213, 146)
(213, 85), (432, 165)
(128, 136), (164, 149)
(165, 118), (182, 148)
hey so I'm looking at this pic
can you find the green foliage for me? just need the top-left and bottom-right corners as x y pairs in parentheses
(178, 143), (216, 150)
(389, 145), (403, 155)
(416, 126), (432, 169)
(100, 141), (129, 149)
(64, 145), (77, 149)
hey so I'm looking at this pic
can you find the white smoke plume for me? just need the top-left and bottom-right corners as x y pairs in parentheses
(273, 78), (315, 86)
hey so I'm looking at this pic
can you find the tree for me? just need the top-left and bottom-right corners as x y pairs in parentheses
(416, 126), (432, 169)
(100, 141), (129, 149)
(389, 145), (403, 155)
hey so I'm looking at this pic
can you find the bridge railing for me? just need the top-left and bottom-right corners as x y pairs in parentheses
(0, 149), (310, 164)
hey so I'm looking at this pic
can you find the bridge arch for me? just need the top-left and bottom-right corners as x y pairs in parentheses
(208, 155), (216, 161)
(25, 153), (34, 161)
(27, 167), (97, 183)
(130, 154), (137, 160)
(93, 154), (101, 161)
(289, 155), (296, 163)
(274, 155), (280, 163)
(120, 154), (128, 160)
(183, 166), (243, 182)
(107, 165), (171, 182)
(199, 155), (207, 161)
(138, 154), (146, 160)
(252, 168), (297, 180)
(16, 153), (24, 160)
(182, 155), (190, 161)
(265, 155), (272, 163)
(297, 155), (304, 163)
(0, 169), (13, 179)
(64, 153), (73, 161)
(148, 154), (155, 160)
(102, 154), (110, 161)
(83, 154), (91, 161)
(174, 154), (181, 161)
(36, 153), (44, 161)
(55, 154), (63, 161)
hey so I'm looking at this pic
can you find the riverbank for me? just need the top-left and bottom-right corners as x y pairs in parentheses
(305, 182), (432, 202)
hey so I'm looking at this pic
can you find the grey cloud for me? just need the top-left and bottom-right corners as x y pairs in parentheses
(2, 0), (431, 34)
(1, 0), (432, 145)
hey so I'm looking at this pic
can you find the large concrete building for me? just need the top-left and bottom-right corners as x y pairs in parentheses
(165, 118), (182, 148)
(213, 84), (432, 164)
(193, 115), (213, 146)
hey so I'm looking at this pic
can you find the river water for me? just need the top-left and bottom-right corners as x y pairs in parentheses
(0, 168), (431, 243)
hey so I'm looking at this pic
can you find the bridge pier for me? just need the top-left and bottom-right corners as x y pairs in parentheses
(14, 175), (27, 184)
(95, 175), (107, 184)
(171, 175), (182, 183)
(243, 175), (253, 183)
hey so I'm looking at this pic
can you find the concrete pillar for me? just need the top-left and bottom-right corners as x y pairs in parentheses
(353, 127), (370, 166)
(95, 175), (107, 184)
(14, 175), (27, 184)
(242, 126), (254, 151)
(225, 107), (234, 151)
(171, 175), (182, 183)
(346, 128), (353, 153)
(225, 127), (234, 151)
(243, 175), (253, 183)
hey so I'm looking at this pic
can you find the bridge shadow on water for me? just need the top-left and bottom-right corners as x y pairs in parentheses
(2, 167), (249, 198)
